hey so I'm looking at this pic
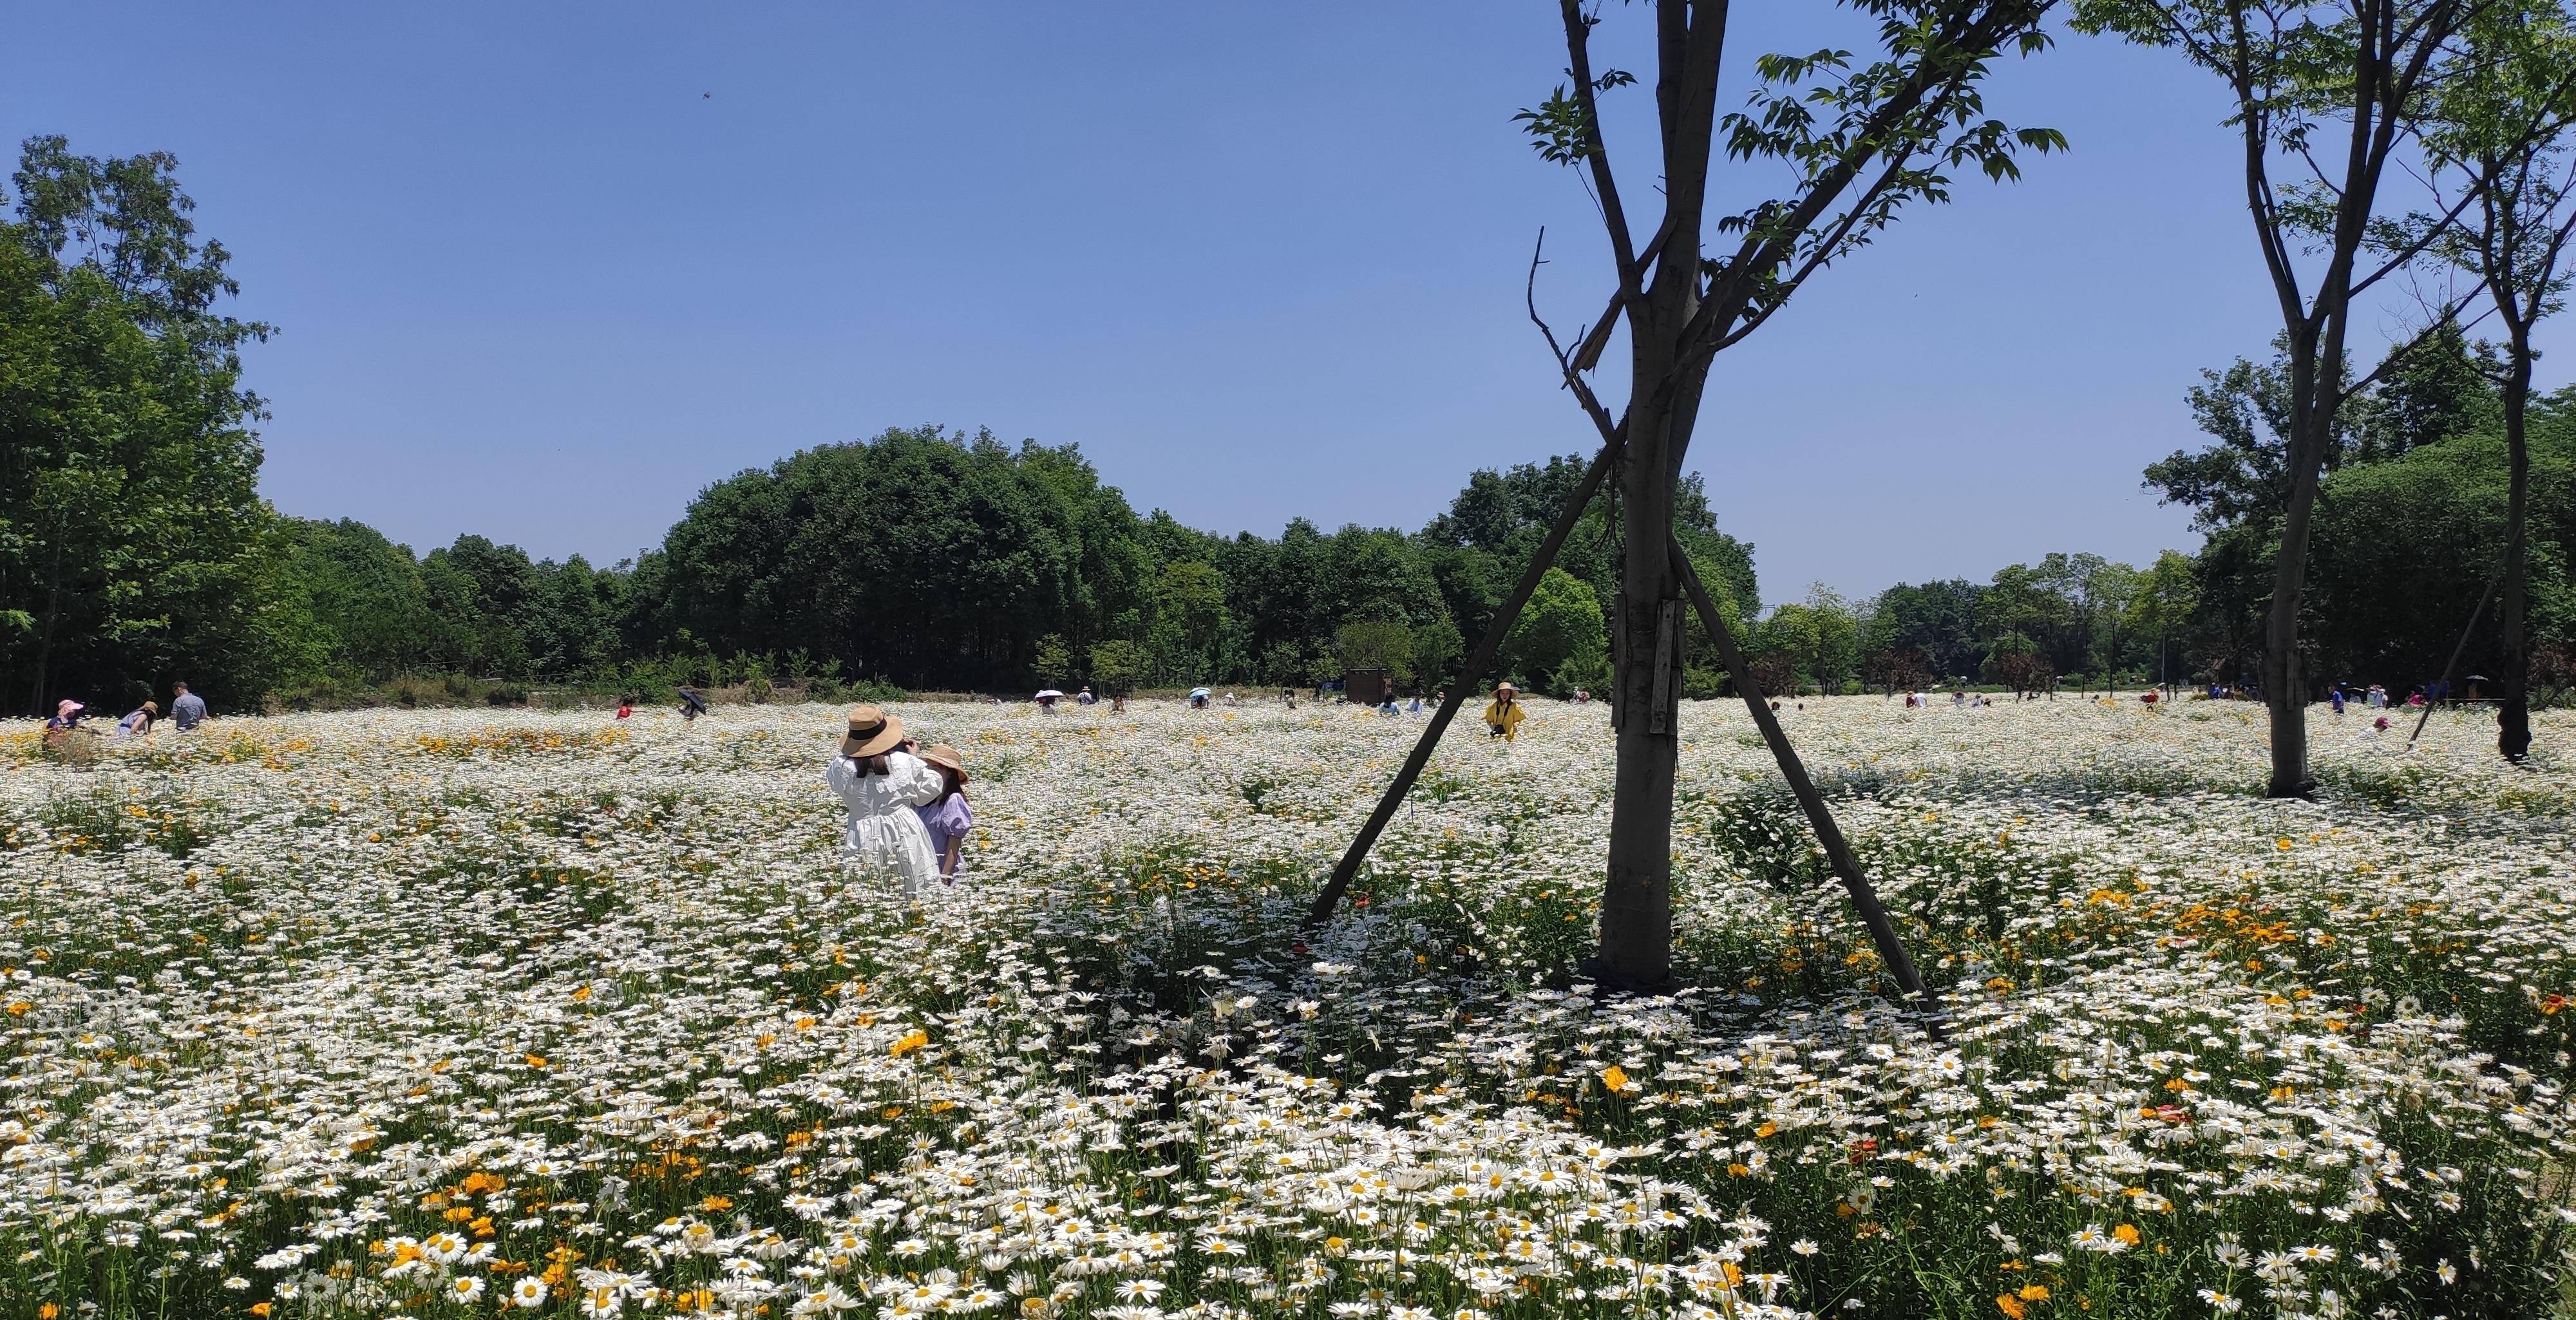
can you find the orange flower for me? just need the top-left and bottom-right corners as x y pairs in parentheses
(2113, 1223), (2142, 1246)
(1996, 1294), (2027, 1319)
(889, 1029), (929, 1057)
(1600, 1065), (1630, 1095)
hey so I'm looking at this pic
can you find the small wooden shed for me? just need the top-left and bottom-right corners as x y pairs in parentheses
(1343, 668), (1392, 705)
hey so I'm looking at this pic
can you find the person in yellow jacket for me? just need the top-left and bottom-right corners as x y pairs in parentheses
(1483, 681), (1527, 742)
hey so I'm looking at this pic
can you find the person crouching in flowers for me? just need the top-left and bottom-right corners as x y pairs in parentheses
(913, 742), (974, 883)
(1483, 681), (1526, 742)
(824, 704), (946, 898)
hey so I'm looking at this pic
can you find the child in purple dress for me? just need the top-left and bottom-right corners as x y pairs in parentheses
(914, 744), (974, 883)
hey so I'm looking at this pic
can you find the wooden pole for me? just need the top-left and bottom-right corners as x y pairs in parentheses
(1305, 425), (1625, 925)
(2409, 568), (2501, 748)
(1667, 534), (1942, 1029)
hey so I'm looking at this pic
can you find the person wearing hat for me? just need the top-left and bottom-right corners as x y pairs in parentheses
(43, 699), (84, 744)
(913, 743), (974, 883)
(113, 700), (160, 739)
(824, 704), (948, 898)
(1483, 682), (1526, 742)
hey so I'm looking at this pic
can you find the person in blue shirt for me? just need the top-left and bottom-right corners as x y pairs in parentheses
(170, 683), (207, 731)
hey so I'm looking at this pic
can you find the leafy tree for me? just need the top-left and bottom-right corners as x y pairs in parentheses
(1518, 0), (2060, 986)
(1149, 559), (1231, 683)
(1085, 638), (1146, 697)
(2127, 549), (2202, 690)
(1756, 585), (1863, 693)
(1332, 619), (1414, 684)
(2306, 407), (2576, 690)
(2418, 3), (2576, 757)
(0, 136), (274, 713)
(1412, 616), (1464, 693)
(271, 518), (441, 683)
(647, 427), (1147, 689)
(1030, 634), (1072, 686)
(1982, 631), (2054, 695)
(1866, 580), (1988, 681)
(2076, 0), (2490, 796)
(1505, 567), (1605, 697)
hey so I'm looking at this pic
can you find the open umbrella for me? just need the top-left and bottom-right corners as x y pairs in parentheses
(1189, 688), (1212, 699)
(1035, 689), (1065, 700)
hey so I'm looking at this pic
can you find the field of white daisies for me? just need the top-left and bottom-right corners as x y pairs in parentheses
(5, 695), (2575, 1320)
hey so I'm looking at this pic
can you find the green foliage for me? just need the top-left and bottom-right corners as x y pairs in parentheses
(2307, 409), (2576, 683)
(0, 136), (275, 715)
(1085, 639), (1146, 697)
(1505, 568), (1607, 697)
(1752, 584), (1862, 693)
(1030, 634), (1072, 686)
(1332, 619), (1414, 683)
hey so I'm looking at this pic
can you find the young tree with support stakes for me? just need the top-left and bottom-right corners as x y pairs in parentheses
(2420, 1), (2576, 760)
(1519, 0), (2061, 991)
(2072, 0), (2490, 797)
(1309, 0), (2063, 1014)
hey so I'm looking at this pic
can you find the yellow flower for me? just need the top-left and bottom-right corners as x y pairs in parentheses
(2019, 1284), (2051, 1301)
(1600, 1065), (1630, 1094)
(889, 1029), (929, 1057)
(1996, 1295), (2027, 1319)
(2113, 1223), (2141, 1246)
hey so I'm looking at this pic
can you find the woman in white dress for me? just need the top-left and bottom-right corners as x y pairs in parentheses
(824, 704), (947, 897)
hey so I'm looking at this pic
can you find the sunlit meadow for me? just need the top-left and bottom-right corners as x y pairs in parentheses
(5, 695), (2575, 1319)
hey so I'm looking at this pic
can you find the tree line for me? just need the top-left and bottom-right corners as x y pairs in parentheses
(9, 133), (2574, 719)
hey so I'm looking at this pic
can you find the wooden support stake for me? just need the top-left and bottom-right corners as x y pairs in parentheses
(2410, 568), (2500, 748)
(1668, 534), (1942, 1032)
(1305, 425), (1625, 925)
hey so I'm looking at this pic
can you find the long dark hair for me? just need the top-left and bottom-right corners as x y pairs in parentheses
(848, 752), (891, 777)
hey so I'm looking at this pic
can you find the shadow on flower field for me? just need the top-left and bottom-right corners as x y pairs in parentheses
(2, 697), (2573, 1319)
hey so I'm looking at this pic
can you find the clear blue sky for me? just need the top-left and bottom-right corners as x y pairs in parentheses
(8, 3), (2563, 605)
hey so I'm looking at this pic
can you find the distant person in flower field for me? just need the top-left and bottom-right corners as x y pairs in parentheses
(1484, 682), (1526, 742)
(615, 697), (633, 720)
(170, 682), (206, 731)
(44, 699), (83, 733)
(113, 701), (158, 738)
(677, 684), (709, 721)
(914, 744), (974, 883)
(824, 704), (945, 898)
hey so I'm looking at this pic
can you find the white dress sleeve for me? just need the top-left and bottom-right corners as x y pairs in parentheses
(889, 752), (947, 807)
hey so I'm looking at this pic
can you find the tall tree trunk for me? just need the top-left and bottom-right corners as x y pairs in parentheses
(1593, 0), (1724, 991)
(2499, 334), (2533, 760)
(1600, 372), (1687, 989)
(2267, 402), (2329, 794)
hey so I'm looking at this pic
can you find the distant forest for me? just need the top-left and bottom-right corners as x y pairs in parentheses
(8, 138), (2572, 715)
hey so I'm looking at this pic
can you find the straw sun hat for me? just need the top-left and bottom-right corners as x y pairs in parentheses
(1493, 681), (1517, 696)
(916, 743), (968, 784)
(839, 704), (906, 757)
